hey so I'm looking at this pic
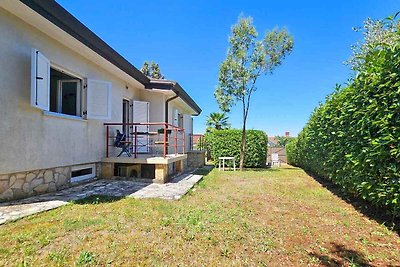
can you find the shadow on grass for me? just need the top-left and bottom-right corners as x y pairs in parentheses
(244, 167), (279, 172)
(244, 165), (299, 172)
(70, 195), (124, 205)
(305, 170), (400, 235)
(193, 166), (214, 176)
(309, 243), (373, 267)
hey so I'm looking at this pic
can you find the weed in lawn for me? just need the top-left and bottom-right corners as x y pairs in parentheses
(14, 232), (33, 244)
(178, 209), (202, 227)
(257, 239), (276, 253)
(16, 259), (31, 267)
(301, 225), (311, 234)
(48, 246), (70, 266)
(76, 251), (96, 266)
(160, 216), (172, 227)
(23, 246), (37, 257)
(37, 232), (55, 247)
(220, 246), (230, 257)
(109, 220), (124, 233)
(0, 247), (10, 257)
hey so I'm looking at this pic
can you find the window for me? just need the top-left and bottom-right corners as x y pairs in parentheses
(173, 109), (184, 128)
(31, 49), (112, 120)
(71, 164), (96, 183)
(178, 113), (184, 128)
(50, 68), (82, 116)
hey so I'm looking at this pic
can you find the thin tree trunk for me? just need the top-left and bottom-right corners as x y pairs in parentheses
(239, 121), (246, 171)
(239, 89), (253, 171)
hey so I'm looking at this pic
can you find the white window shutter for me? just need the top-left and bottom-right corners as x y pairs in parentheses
(31, 49), (50, 110)
(86, 79), (112, 120)
(133, 101), (149, 132)
(132, 101), (149, 153)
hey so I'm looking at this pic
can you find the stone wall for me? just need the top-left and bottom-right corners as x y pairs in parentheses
(0, 164), (99, 202)
(186, 150), (205, 170)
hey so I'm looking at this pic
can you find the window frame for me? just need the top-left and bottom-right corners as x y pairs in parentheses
(50, 64), (84, 118)
(71, 164), (96, 183)
(31, 48), (112, 121)
(57, 79), (82, 116)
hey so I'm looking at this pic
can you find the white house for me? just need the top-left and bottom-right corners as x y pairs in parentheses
(0, 0), (202, 201)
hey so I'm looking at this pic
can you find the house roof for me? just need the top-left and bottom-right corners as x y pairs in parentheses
(20, 0), (150, 85)
(19, 0), (201, 115)
(268, 136), (278, 147)
(146, 79), (202, 115)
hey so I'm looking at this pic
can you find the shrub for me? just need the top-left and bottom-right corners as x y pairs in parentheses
(287, 38), (400, 216)
(285, 137), (299, 165)
(205, 130), (268, 168)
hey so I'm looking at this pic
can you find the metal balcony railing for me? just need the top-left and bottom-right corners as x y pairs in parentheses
(104, 122), (185, 158)
(189, 133), (205, 150)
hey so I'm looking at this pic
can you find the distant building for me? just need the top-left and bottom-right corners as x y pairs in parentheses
(267, 132), (290, 164)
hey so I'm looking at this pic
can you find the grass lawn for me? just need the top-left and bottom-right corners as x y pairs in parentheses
(0, 166), (399, 266)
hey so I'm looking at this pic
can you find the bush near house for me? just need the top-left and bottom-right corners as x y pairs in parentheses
(205, 130), (268, 168)
(287, 41), (400, 216)
(285, 137), (299, 165)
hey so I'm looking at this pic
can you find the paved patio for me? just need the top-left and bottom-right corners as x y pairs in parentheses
(0, 169), (207, 225)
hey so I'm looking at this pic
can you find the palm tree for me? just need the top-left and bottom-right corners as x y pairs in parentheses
(206, 112), (230, 131)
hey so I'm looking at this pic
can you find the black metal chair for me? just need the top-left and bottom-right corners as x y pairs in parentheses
(114, 129), (131, 157)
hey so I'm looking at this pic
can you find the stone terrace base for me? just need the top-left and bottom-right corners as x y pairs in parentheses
(101, 154), (187, 183)
(186, 150), (206, 170)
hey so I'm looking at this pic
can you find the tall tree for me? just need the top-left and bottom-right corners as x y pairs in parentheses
(140, 61), (151, 76)
(206, 112), (230, 132)
(215, 16), (293, 170)
(150, 62), (164, 79)
(140, 61), (165, 79)
(275, 136), (294, 147)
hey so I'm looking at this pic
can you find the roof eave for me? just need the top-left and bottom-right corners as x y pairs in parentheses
(172, 82), (202, 116)
(145, 80), (202, 116)
(19, 0), (150, 85)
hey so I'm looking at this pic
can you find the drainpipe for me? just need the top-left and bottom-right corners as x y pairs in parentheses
(165, 93), (179, 123)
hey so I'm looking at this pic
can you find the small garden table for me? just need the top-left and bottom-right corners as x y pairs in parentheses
(218, 156), (236, 171)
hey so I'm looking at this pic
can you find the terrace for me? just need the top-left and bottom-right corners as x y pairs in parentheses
(101, 122), (187, 183)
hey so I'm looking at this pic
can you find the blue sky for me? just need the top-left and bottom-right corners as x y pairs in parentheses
(58, 0), (399, 136)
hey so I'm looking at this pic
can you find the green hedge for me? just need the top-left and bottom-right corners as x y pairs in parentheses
(205, 130), (268, 168)
(287, 43), (400, 216)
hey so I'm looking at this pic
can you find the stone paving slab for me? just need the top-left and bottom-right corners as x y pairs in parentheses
(0, 168), (207, 225)
(130, 173), (203, 200)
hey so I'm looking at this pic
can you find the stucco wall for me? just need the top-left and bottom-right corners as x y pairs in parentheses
(137, 89), (165, 130)
(0, 8), (141, 175)
(168, 101), (194, 153)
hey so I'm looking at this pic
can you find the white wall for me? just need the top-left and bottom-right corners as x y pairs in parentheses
(0, 8), (141, 174)
(168, 101), (194, 153)
(137, 90), (165, 129)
